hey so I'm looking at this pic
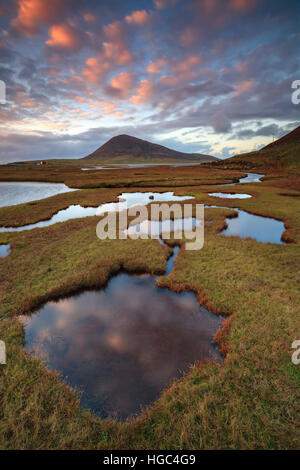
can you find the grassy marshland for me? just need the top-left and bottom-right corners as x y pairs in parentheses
(0, 164), (243, 189)
(0, 164), (299, 449)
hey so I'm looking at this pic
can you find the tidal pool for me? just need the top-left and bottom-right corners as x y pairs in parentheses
(208, 193), (252, 199)
(0, 244), (10, 257)
(0, 182), (77, 208)
(0, 192), (194, 233)
(222, 209), (285, 244)
(22, 228), (222, 421)
(206, 205), (286, 244)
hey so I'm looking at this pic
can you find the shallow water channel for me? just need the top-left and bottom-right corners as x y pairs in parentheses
(208, 192), (252, 199)
(0, 243), (10, 258)
(223, 172), (264, 185)
(81, 163), (202, 170)
(0, 192), (193, 232)
(221, 208), (285, 244)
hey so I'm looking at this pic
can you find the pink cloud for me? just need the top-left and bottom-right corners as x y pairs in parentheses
(174, 55), (203, 72)
(94, 101), (123, 118)
(48, 67), (61, 76)
(196, 0), (229, 26)
(82, 57), (110, 83)
(230, 0), (258, 13)
(159, 55), (203, 86)
(146, 58), (167, 73)
(153, 0), (177, 9)
(180, 27), (198, 46)
(110, 72), (134, 98)
(202, 0), (218, 15)
(83, 12), (96, 23)
(45, 23), (80, 50)
(11, 0), (65, 36)
(235, 61), (249, 73)
(234, 80), (254, 94)
(23, 100), (36, 107)
(102, 21), (133, 65)
(103, 20), (123, 41)
(130, 79), (155, 105)
(102, 42), (133, 65)
(125, 10), (150, 25)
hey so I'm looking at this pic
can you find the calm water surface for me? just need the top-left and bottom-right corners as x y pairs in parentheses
(208, 193), (252, 199)
(0, 192), (193, 232)
(222, 173), (264, 186)
(238, 173), (264, 183)
(0, 244), (10, 257)
(206, 205), (285, 244)
(0, 182), (77, 208)
(222, 209), (285, 244)
(208, 173), (285, 243)
(81, 163), (202, 170)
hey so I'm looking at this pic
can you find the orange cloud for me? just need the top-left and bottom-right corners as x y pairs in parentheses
(102, 42), (133, 65)
(230, 0), (257, 12)
(11, 0), (64, 36)
(146, 58), (167, 73)
(23, 100), (35, 107)
(153, 0), (177, 9)
(202, 0), (218, 15)
(125, 10), (150, 25)
(174, 55), (203, 73)
(159, 55), (203, 86)
(180, 27), (198, 46)
(95, 101), (123, 117)
(48, 67), (61, 76)
(235, 61), (249, 73)
(45, 23), (80, 49)
(110, 72), (134, 98)
(83, 12), (96, 23)
(234, 80), (254, 94)
(130, 79), (154, 105)
(82, 57), (110, 83)
(103, 20), (123, 41)
(102, 21), (133, 65)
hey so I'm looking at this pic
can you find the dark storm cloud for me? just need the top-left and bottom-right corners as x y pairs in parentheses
(233, 124), (287, 140)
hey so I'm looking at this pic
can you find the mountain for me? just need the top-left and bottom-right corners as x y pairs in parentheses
(82, 134), (218, 163)
(214, 125), (300, 170)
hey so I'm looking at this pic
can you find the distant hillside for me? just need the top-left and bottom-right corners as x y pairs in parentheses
(82, 134), (218, 163)
(214, 125), (300, 170)
(263, 125), (300, 149)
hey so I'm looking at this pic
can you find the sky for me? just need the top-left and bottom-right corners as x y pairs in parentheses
(0, 0), (299, 163)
